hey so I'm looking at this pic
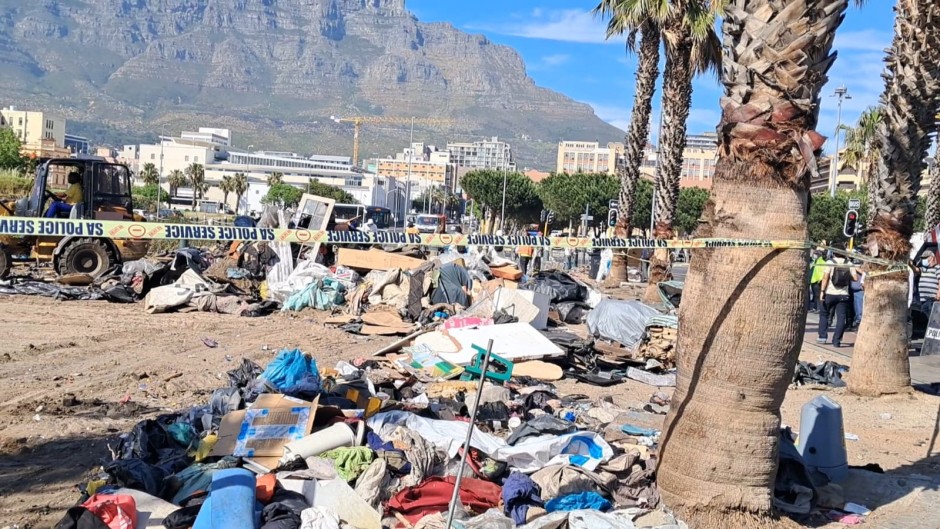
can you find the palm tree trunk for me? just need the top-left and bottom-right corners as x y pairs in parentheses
(644, 20), (692, 302)
(849, 0), (940, 397)
(924, 141), (940, 230)
(657, 0), (846, 521)
(609, 25), (661, 285)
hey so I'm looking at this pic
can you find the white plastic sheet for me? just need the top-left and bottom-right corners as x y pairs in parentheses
(586, 299), (661, 348)
(267, 259), (331, 303)
(367, 411), (613, 472)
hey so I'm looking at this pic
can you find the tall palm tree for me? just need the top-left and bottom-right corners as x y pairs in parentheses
(168, 169), (187, 198)
(645, 0), (722, 301)
(139, 162), (160, 187)
(656, 0), (848, 520)
(924, 139), (940, 229)
(233, 172), (249, 215)
(840, 107), (883, 208)
(185, 163), (205, 208)
(593, 0), (667, 283)
(848, 0), (940, 397)
(220, 174), (234, 210)
(267, 172), (283, 187)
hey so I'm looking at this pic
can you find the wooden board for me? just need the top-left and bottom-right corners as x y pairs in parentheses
(512, 360), (564, 380)
(361, 311), (406, 327)
(337, 248), (426, 272)
(360, 325), (415, 336)
(490, 265), (523, 280)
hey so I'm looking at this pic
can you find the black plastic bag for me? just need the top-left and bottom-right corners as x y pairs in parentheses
(120, 419), (172, 462)
(259, 488), (310, 529)
(54, 507), (111, 529)
(104, 458), (167, 497)
(209, 387), (243, 416)
(522, 271), (587, 303)
(227, 358), (263, 389)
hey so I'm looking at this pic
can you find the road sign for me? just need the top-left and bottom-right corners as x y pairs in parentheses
(609, 200), (620, 210)
(581, 215), (594, 221)
(848, 198), (861, 209)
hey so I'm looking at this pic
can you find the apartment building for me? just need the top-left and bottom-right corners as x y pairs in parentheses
(556, 141), (624, 174)
(0, 106), (66, 148)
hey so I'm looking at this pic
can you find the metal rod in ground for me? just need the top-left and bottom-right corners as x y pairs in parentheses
(444, 338), (495, 529)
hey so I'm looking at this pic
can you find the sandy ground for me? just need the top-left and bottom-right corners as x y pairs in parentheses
(0, 296), (938, 528)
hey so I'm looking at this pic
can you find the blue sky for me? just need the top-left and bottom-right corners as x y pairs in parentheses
(409, 0), (893, 151)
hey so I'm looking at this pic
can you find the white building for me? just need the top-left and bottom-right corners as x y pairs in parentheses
(447, 136), (515, 171)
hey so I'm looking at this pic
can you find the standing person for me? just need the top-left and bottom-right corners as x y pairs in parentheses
(818, 251), (858, 347)
(808, 251), (826, 313)
(915, 251), (940, 317)
(518, 239), (534, 276)
(851, 266), (865, 329)
(405, 222), (419, 235)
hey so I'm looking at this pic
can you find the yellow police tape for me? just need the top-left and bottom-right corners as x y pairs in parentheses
(0, 217), (814, 250)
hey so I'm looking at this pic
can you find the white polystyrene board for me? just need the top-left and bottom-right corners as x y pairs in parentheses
(115, 488), (179, 528)
(438, 322), (564, 366)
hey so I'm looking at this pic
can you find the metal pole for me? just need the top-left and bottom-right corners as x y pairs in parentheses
(444, 339), (495, 529)
(406, 117), (414, 215)
(158, 126), (165, 219)
(651, 109), (664, 235)
(830, 86), (850, 198)
(500, 168), (507, 231)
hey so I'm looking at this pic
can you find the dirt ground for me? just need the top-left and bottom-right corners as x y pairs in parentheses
(0, 296), (938, 528)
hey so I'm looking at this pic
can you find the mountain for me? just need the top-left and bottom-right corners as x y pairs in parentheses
(0, 0), (623, 169)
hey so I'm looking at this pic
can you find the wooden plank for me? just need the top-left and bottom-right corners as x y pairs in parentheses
(337, 248), (426, 272)
(490, 265), (523, 280)
(361, 311), (406, 327)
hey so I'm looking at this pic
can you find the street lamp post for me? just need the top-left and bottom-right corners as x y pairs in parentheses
(157, 126), (165, 220)
(830, 85), (852, 198)
(406, 117), (415, 216)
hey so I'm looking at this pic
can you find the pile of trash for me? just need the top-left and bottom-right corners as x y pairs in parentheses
(55, 346), (683, 529)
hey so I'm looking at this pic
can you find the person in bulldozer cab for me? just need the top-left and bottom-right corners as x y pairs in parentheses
(45, 171), (83, 218)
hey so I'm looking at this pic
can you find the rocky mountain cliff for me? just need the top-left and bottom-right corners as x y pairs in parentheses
(0, 0), (622, 168)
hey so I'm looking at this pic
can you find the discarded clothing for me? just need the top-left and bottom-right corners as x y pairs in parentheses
(354, 458), (392, 509)
(503, 472), (543, 525)
(530, 465), (611, 501)
(104, 459), (166, 498)
(320, 447), (374, 482)
(260, 488), (310, 529)
(54, 507), (111, 529)
(282, 278), (346, 311)
(507, 414), (576, 445)
(368, 411), (613, 472)
(545, 492), (611, 513)
(299, 507), (341, 529)
(387, 476), (502, 524)
(168, 457), (240, 505)
(80, 494), (137, 529)
(774, 428), (817, 515)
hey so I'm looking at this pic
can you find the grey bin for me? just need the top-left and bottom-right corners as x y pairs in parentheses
(797, 395), (848, 483)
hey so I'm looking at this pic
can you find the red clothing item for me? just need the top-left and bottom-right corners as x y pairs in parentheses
(80, 494), (137, 529)
(387, 476), (502, 524)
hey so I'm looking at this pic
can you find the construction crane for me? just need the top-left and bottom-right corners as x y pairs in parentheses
(330, 115), (454, 167)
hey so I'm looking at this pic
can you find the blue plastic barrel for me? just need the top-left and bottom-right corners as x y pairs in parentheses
(796, 395), (848, 483)
(192, 468), (259, 529)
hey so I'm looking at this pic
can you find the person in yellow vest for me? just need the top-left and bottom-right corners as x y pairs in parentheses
(808, 250), (826, 313)
(405, 222), (419, 235)
(518, 239), (534, 276)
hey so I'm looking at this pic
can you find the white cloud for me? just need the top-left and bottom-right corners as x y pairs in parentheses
(468, 9), (614, 44)
(541, 53), (570, 66)
(588, 102), (630, 132)
(833, 30), (892, 52)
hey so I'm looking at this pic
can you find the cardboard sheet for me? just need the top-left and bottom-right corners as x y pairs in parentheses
(211, 394), (319, 460)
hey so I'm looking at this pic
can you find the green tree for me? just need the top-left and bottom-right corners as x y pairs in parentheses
(807, 189), (869, 245)
(132, 184), (169, 212)
(851, 0), (940, 397)
(594, 0), (665, 240)
(675, 187), (709, 236)
(460, 170), (542, 226)
(841, 106), (883, 207)
(0, 128), (24, 170)
(262, 183), (302, 208)
(233, 172), (249, 214)
(139, 162), (160, 186)
(657, 0), (850, 520)
(220, 175), (234, 210)
(537, 172), (619, 226)
(632, 179), (654, 233)
(307, 179), (357, 203)
(185, 163), (206, 208)
(168, 169), (187, 197)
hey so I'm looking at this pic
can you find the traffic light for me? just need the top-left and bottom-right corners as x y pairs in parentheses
(540, 209), (547, 223)
(608, 209), (618, 227)
(843, 209), (858, 237)
(547, 211), (555, 223)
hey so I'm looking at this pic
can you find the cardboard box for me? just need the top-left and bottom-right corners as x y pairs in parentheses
(211, 394), (320, 465)
(337, 248), (425, 272)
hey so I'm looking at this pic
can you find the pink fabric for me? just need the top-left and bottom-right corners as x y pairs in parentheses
(81, 494), (137, 529)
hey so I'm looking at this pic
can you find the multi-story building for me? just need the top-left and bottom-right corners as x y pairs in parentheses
(0, 106), (66, 149)
(809, 152), (865, 195)
(447, 137), (515, 171)
(64, 134), (91, 155)
(181, 128), (232, 147)
(632, 133), (718, 189)
(556, 141), (624, 174)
